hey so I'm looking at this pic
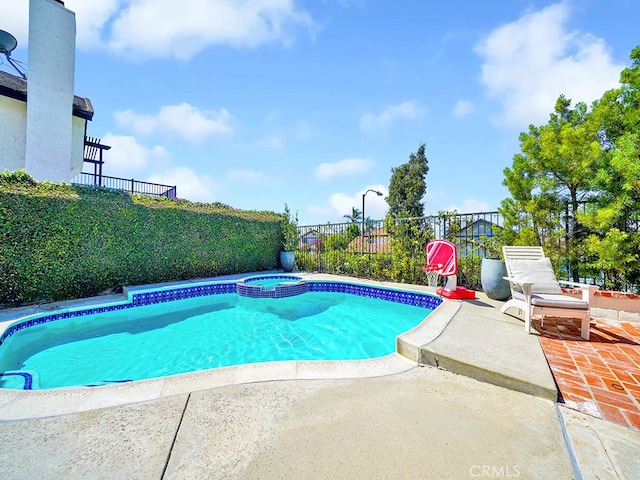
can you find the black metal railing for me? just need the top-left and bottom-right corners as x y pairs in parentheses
(296, 212), (503, 289)
(72, 172), (177, 198)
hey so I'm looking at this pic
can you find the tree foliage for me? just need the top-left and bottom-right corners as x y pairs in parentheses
(387, 143), (429, 218)
(577, 46), (640, 288)
(501, 96), (601, 279)
(385, 143), (431, 278)
(343, 207), (362, 223)
(281, 203), (299, 251)
(500, 45), (640, 290)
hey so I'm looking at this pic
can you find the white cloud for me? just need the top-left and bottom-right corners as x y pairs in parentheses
(65, 0), (122, 49)
(307, 205), (333, 220)
(475, 1), (625, 129)
(99, 133), (221, 202)
(101, 133), (169, 176)
(3, 0), (122, 51)
(105, 0), (314, 59)
(328, 186), (388, 220)
(6, 1), (313, 59)
(444, 199), (492, 214)
(452, 100), (474, 118)
(315, 157), (374, 180)
(147, 167), (222, 202)
(360, 101), (424, 132)
(227, 169), (275, 185)
(114, 103), (232, 141)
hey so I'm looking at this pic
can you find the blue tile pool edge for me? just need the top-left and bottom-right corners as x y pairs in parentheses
(0, 279), (443, 349)
(307, 281), (442, 309)
(0, 281), (237, 349)
(0, 371), (34, 390)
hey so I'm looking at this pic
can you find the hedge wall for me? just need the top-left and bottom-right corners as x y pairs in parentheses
(0, 171), (283, 307)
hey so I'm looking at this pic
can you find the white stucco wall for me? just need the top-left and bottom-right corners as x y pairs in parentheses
(0, 95), (27, 172)
(0, 92), (87, 175)
(70, 116), (85, 177)
(24, 0), (76, 182)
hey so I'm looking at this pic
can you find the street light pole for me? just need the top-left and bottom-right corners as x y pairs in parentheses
(361, 189), (383, 254)
(361, 194), (365, 254)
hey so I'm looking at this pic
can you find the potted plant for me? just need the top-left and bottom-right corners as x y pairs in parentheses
(280, 203), (299, 272)
(479, 235), (511, 300)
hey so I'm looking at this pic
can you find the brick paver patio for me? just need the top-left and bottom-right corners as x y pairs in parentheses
(536, 317), (640, 431)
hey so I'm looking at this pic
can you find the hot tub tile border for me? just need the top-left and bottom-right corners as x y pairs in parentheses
(237, 275), (307, 299)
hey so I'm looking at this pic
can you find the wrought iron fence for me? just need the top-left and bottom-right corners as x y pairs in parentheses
(72, 172), (177, 198)
(296, 211), (503, 290)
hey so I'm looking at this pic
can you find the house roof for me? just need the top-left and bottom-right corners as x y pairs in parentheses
(457, 218), (503, 235)
(366, 226), (388, 236)
(0, 70), (94, 120)
(347, 226), (391, 253)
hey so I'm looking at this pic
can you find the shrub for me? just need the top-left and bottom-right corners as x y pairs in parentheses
(0, 171), (282, 306)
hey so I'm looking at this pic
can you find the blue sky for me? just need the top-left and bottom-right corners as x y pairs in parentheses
(3, 0), (637, 225)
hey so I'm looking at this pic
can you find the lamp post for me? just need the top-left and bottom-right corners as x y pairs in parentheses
(361, 189), (383, 254)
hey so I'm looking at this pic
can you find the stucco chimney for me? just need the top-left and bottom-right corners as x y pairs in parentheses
(24, 0), (76, 182)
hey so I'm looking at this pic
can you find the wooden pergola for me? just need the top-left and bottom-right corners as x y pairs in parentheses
(82, 136), (111, 186)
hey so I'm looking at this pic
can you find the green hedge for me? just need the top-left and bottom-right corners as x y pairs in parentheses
(0, 170), (283, 306)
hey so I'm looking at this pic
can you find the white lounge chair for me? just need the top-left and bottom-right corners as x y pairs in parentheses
(500, 246), (598, 340)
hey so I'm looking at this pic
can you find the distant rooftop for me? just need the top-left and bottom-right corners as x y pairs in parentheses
(0, 70), (94, 120)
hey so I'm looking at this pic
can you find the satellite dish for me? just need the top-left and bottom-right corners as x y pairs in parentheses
(0, 29), (26, 79)
(0, 30), (18, 54)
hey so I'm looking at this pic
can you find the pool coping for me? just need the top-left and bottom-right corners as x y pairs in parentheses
(0, 272), (457, 420)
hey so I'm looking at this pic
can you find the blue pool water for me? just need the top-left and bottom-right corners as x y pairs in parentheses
(0, 285), (436, 390)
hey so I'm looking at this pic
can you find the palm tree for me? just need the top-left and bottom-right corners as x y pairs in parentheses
(343, 207), (362, 223)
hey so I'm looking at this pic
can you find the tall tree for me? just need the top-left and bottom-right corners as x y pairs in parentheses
(387, 143), (429, 218)
(386, 143), (430, 283)
(343, 207), (362, 223)
(500, 96), (601, 279)
(578, 46), (640, 288)
(342, 207), (362, 241)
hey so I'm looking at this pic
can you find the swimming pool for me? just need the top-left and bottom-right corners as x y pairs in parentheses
(0, 276), (442, 390)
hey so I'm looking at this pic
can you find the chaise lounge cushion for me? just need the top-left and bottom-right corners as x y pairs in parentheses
(508, 258), (562, 294)
(511, 291), (588, 310)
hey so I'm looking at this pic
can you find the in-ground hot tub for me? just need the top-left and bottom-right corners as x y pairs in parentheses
(236, 275), (307, 298)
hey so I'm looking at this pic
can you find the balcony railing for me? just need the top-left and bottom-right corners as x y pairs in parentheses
(72, 172), (177, 198)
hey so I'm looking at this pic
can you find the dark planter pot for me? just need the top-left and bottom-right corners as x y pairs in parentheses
(481, 258), (511, 300)
(280, 251), (295, 272)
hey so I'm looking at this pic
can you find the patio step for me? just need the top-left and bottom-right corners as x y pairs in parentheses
(419, 293), (558, 401)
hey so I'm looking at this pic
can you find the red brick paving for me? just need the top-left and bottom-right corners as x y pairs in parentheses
(535, 316), (640, 431)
